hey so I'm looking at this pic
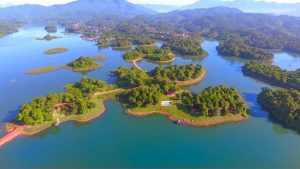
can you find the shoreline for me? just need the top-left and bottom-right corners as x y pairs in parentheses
(176, 71), (207, 86)
(127, 109), (247, 127)
(0, 100), (106, 147)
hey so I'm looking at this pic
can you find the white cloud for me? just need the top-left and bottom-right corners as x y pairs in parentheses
(1, 0), (300, 7)
(0, 0), (77, 6)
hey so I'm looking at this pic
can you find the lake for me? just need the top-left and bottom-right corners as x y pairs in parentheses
(0, 25), (300, 168)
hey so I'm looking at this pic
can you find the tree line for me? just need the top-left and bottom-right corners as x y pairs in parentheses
(258, 88), (300, 131)
(242, 62), (300, 90)
(176, 86), (249, 117)
(17, 78), (110, 125)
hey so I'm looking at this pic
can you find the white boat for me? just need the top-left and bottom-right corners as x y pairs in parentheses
(10, 79), (16, 83)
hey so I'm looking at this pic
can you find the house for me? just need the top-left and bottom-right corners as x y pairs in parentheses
(167, 90), (176, 97)
(191, 108), (200, 115)
(161, 101), (172, 107)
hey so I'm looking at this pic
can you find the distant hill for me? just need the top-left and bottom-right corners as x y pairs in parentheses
(0, 0), (156, 20)
(182, 0), (300, 16)
(141, 4), (181, 13)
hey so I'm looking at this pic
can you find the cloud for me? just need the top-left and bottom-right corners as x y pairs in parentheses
(1, 0), (300, 7)
(0, 0), (77, 6)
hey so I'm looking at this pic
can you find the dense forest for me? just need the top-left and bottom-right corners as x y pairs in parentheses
(217, 41), (273, 60)
(149, 64), (203, 81)
(68, 56), (101, 71)
(0, 21), (20, 37)
(176, 86), (249, 117)
(162, 37), (208, 57)
(136, 7), (300, 54)
(258, 88), (300, 131)
(123, 46), (173, 61)
(112, 67), (150, 87)
(17, 78), (109, 125)
(242, 62), (300, 90)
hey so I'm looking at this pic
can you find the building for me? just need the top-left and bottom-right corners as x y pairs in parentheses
(161, 101), (172, 107)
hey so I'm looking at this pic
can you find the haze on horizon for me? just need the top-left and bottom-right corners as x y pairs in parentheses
(1, 0), (300, 7)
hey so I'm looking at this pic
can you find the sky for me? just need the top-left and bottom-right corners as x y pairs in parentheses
(1, 0), (300, 7)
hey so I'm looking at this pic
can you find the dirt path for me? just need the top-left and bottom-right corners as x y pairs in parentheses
(176, 71), (207, 86)
(0, 126), (25, 147)
(94, 89), (124, 96)
(132, 58), (143, 70)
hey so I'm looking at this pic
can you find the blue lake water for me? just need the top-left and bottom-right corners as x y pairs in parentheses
(0, 25), (300, 168)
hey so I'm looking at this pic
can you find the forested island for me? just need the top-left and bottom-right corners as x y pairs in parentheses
(37, 34), (60, 41)
(242, 62), (300, 90)
(217, 41), (274, 60)
(14, 77), (116, 134)
(26, 56), (106, 74)
(162, 37), (208, 57)
(123, 46), (174, 62)
(258, 88), (300, 131)
(67, 56), (102, 72)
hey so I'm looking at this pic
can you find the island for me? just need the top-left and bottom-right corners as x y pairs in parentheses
(162, 37), (208, 57)
(45, 25), (57, 33)
(123, 46), (175, 63)
(37, 34), (60, 41)
(44, 48), (69, 55)
(217, 41), (274, 60)
(1, 63), (250, 147)
(67, 56), (102, 72)
(242, 62), (300, 90)
(258, 88), (300, 131)
(4, 77), (117, 136)
(25, 56), (106, 75)
(111, 64), (248, 126)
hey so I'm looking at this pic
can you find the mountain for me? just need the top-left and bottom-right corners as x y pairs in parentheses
(0, 0), (156, 20)
(183, 0), (300, 16)
(141, 4), (181, 13)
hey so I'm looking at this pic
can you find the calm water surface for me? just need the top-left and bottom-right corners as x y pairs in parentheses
(0, 25), (300, 168)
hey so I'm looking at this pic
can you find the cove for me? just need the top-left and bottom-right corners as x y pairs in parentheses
(1, 26), (300, 168)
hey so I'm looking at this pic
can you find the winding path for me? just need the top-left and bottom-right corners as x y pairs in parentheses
(94, 89), (125, 96)
(132, 58), (143, 70)
(0, 126), (24, 147)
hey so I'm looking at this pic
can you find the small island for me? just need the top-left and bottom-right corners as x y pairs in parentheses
(37, 34), (60, 41)
(67, 56), (102, 72)
(5, 77), (117, 136)
(217, 41), (274, 60)
(162, 37), (208, 57)
(242, 62), (300, 90)
(44, 48), (69, 55)
(258, 88), (300, 131)
(25, 56), (106, 75)
(123, 46), (175, 63)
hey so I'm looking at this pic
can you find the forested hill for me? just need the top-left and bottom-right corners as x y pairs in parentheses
(0, 0), (156, 20)
(139, 7), (300, 54)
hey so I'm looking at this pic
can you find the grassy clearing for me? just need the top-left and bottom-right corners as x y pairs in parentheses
(44, 48), (68, 55)
(25, 65), (69, 75)
(127, 95), (247, 126)
(71, 64), (102, 72)
(92, 55), (107, 61)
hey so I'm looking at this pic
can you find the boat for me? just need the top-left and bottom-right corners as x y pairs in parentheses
(10, 79), (16, 83)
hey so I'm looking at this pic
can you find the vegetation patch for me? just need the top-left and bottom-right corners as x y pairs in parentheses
(162, 37), (208, 57)
(123, 45), (174, 62)
(258, 88), (300, 131)
(25, 65), (69, 75)
(67, 56), (102, 72)
(217, 41), (273, 60)
(242, 62), (300, 90)
(44, 48), (68, 55)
